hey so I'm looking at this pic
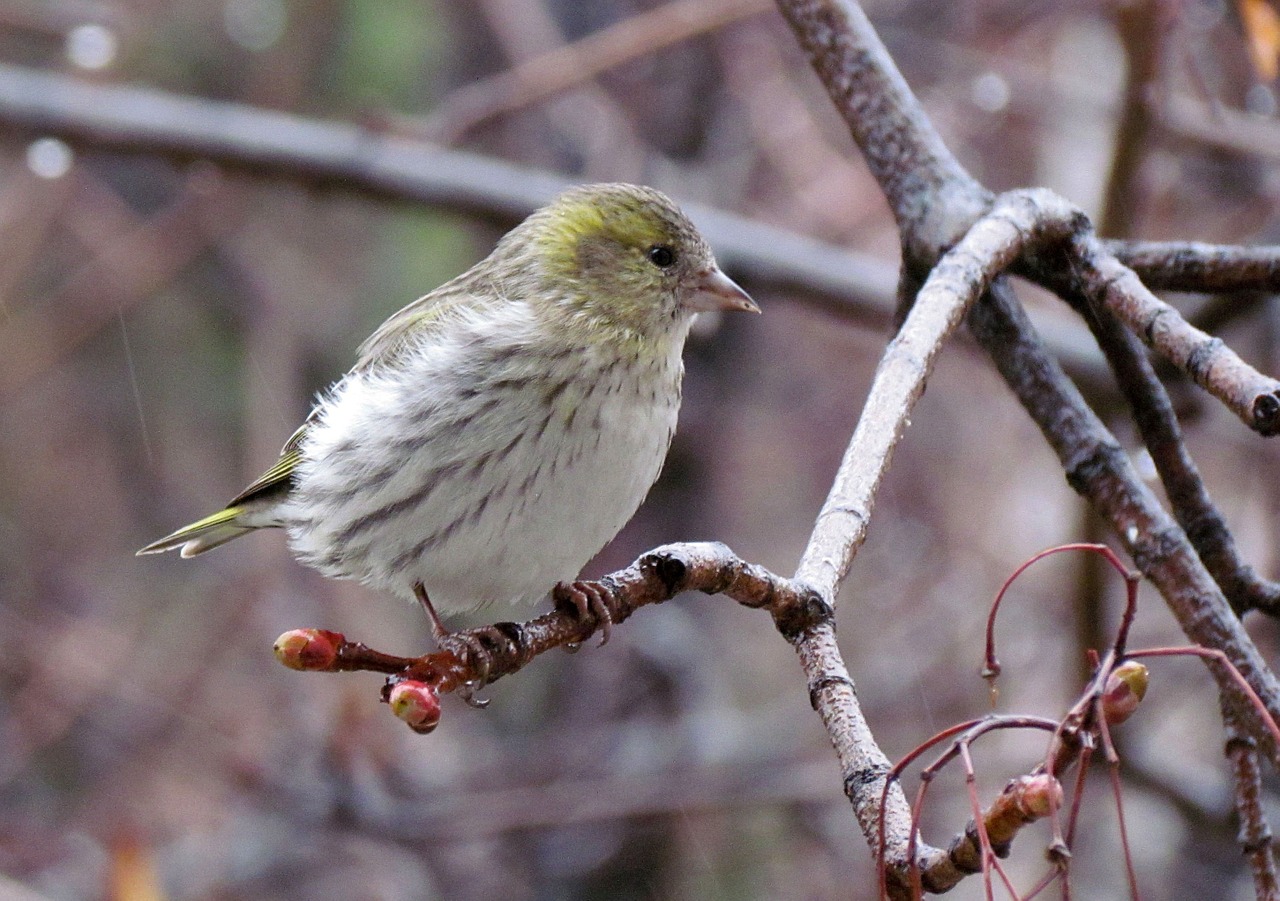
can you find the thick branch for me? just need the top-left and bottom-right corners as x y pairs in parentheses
(0, 61), (1123, 387)
(795, 189), (1084, 603)
(0, 62), (906, 319)
(785, 189), (1086, 895)
(1050, 276), (1280, 616)
(773, 0), (987, 262)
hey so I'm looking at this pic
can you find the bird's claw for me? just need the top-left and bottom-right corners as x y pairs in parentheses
(432, 621), (526, 707)
(554, 580), (617, 647)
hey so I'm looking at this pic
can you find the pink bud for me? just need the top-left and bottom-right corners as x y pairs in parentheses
(387, 680), (442, 733)
(1013, 774), (1063, 818)
(274, 629), (341, 671)
(1102, 661), (1149, 725)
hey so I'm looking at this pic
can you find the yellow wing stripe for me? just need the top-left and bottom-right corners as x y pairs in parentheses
(230, 448), (302, 506)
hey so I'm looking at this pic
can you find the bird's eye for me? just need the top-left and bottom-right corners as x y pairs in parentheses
(647, 244), (676, 268)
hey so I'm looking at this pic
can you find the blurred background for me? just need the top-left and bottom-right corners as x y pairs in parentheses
(3, 0), (1280, 898)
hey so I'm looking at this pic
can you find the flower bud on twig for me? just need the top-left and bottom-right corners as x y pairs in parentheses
(1102, 661), (1149, 725)
(387, 679), (442, 733)
(273, 628), (342, 670)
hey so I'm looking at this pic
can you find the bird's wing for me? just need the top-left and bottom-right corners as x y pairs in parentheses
(227, 421), (310, 506)
(352, 276), (484, 374)
(227, 276), (495, 506)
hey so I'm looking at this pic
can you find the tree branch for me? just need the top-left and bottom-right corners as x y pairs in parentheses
(774, 0), (986, 264)
(1041, 270), (1280, 616)
(1225, 707), (1280, 901)
(1070, 234), (1280, 435)
(1109, 240), (1280, 293)
(423, 0), (774, 142)
(0, 59), (1127, 389)
(967, 278), (1280, 761)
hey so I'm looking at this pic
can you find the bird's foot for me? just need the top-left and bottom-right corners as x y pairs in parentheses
(430, 622), (527, 708)
(553, 579), (619, 647)
(413, 582), (527, 707)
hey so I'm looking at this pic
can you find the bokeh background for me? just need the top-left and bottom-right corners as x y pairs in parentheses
(3, 1), (1280, 898)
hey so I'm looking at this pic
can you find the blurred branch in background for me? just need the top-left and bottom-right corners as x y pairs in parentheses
(0, 60), (1114, 383)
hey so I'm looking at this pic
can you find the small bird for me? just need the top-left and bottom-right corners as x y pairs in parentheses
(139, 183), (758, 643)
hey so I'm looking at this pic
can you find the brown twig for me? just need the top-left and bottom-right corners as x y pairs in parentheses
(883, 717), (1061, 896)
(282, 541), (824, 685)
(466, 0), (646, 177)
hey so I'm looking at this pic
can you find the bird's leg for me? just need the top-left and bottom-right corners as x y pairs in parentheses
(413, 582), (525, 708)
(414, 581), (452, 641)
(553, 579), (618, 647)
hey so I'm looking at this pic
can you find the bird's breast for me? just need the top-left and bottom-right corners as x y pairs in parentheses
(286, 330), (685, 611)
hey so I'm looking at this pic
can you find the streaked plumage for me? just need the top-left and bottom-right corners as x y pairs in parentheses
(139, 183), (758, 620)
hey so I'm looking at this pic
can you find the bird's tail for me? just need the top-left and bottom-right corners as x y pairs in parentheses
(136, 506), (260, 558)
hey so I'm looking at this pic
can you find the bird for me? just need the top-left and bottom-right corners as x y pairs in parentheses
(138, 183), (759, 649)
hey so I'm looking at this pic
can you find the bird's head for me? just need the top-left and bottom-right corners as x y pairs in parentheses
(496, 183), (758, 344)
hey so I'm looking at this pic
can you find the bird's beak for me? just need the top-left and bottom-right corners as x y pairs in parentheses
(686, 266), (760, 314)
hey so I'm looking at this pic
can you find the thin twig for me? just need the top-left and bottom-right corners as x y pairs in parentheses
(284, 541), (824, 687)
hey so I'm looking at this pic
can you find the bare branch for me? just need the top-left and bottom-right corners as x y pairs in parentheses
(0, 62), (905, 319)
(967, 279), (1280, 760)
(1225, 711), (1280, 901)
(1070, 235), (1280, 435)
(780, 189), (1085, 896)
(1097, 0), (1164, 239)
(1052, 273), (1280, 615)
(774, 0), (985, 259)
(795, 188), (1084, 605)
(0, 61), (1124, 388)
(1109, 240), (1280, 294)
(282, 541), (822, 687)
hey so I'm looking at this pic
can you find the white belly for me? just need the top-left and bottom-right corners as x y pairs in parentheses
(284, 314), (685, 614)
